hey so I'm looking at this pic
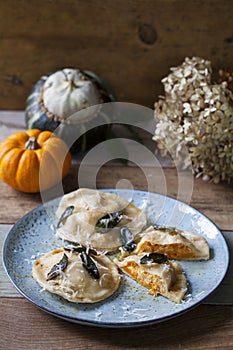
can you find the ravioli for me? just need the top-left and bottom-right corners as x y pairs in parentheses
(55, 188), (147, 251)
(32, 248), (121, 303)
(115, 254), (187, 303)
(135, 226), (210, 260)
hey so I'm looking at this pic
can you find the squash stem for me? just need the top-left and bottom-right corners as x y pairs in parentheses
(25, 136), (40, 150)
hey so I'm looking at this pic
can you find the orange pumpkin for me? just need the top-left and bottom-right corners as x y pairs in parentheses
(0, 129), (71, 193)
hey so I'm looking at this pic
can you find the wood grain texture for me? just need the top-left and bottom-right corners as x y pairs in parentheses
(0, 4), (233, 346)
(0, 111), (26, 142)
(0, 298), (232, 350)
(0, 0), (233, 109)
(0, 181), (41, 224)
(1, 164), (233, 230)
(0, 224), (18, 297)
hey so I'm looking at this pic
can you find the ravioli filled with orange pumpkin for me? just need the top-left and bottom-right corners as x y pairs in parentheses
(55, 188), (147, 251)
(32, 247), (121, 303)
(114, 253), (187, 303)
(134, 226), (210, 260)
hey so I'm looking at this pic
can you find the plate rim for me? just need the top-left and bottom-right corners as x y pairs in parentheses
(3, 189), (230, 328)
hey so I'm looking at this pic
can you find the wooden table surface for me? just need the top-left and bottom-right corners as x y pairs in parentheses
(0, 112), (233, 350)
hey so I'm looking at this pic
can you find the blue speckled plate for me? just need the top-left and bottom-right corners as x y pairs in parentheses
(3, 189), (229, 328)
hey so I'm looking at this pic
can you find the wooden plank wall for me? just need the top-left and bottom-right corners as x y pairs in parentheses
(0, 0), (232, 110)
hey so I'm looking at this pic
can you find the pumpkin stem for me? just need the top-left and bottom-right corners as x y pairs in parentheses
(25, 136), (40, 150)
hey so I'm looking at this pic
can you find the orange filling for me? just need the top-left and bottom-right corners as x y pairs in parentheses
(138, 242), (196, 259)
(122, 261), (165, 296)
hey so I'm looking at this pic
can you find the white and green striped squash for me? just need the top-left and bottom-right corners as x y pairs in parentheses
(25, 68), (116, 151)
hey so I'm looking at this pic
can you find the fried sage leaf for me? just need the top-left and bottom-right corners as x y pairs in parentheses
(153, 225), (179, 235)
(95, 210), (124, 233)
(57, 205), (74, 229)
(80, 251), (100, 279)
(140, 252), (168, 265)
(47, 253), (68, 280)
(64, 245), (97, 256)
(120, 226), (136, 252)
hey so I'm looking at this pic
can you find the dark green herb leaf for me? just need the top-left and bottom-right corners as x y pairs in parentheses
(153, 225), (168, 232)
(64, 245), (97, 256)
(95, 210), (124, 233)
(57, 205), (74, 229)
(47, 253), (68, 280)
(140, 253), (168, 265)
(153, 225), (178, 233)
(153, 225), (181, 238)
(80, 252), (100, 279)
(120, 226), (136, 252)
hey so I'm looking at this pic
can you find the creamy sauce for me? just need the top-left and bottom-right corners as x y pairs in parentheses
(32, 248), (121, 303)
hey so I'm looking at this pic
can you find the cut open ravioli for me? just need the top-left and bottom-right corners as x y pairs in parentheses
(135, 226), (210, 260)
(115, 254), (187, 303)
(32, 248), (121, 303)
(55, 188), (147, 251)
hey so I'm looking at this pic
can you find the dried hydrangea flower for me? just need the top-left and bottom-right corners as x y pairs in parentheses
(153, 57), (233, 183)
(218, 69), (233, 92)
